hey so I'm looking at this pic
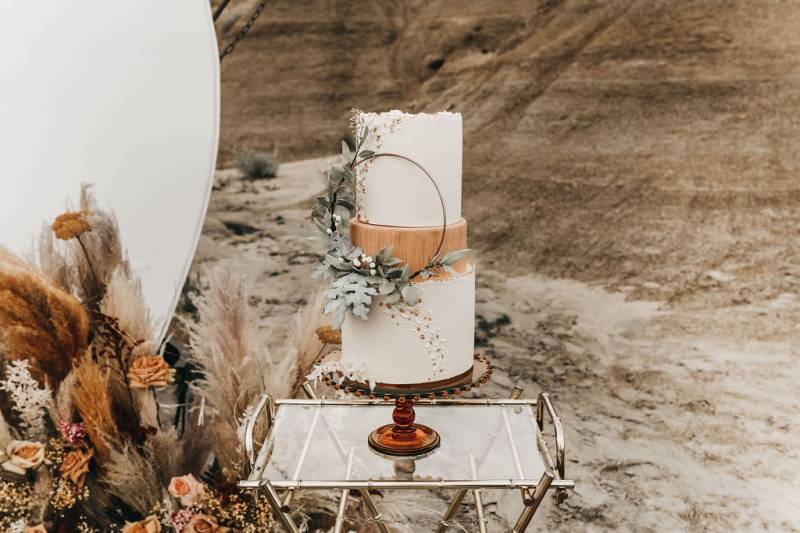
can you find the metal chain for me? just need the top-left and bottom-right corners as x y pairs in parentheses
(218, 0), (268, 62)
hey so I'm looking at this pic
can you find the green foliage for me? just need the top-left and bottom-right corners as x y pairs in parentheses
(235, 147), (280, 179)
(309, 129), (469, 328)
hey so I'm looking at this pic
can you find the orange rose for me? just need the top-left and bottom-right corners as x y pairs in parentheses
(128, 355), (175, 389)
(185, 515), (230, 533)
(23, 525), (47, 533)
(2, 440), (45, 475)
(121, 515), (161, 533)
(60, 447), (93, 489)
(168, 473), (205, 507)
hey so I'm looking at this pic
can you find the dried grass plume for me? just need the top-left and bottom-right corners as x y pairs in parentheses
(71, 355), (118, 462)
(0, 248), (89, 385)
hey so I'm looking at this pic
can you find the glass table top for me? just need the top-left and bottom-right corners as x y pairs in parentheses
(258, 402), (549, 484)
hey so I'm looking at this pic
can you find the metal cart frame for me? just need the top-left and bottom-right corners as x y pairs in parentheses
(238, 388), (573, 532)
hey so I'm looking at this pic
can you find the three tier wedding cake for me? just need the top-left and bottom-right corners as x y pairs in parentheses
(312, 110), (475, 388)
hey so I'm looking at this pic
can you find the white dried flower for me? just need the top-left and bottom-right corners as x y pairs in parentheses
(370, 269), (377, 275)
(326, 228), (333, 235)
(369, 262), (376, 268)
(0, 360), (53, 440)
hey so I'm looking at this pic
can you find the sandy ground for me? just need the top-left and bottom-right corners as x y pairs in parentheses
(176, 160), (800, 532)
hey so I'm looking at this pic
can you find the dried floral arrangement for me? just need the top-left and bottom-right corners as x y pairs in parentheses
(0, 185), (300, 532)
(310, 123), (468, 329)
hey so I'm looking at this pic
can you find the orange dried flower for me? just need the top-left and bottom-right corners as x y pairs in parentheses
(316, 325), (341, 345)
(60, 447), (93, 489)
(127, 355), (176, 389)
(51, 210), (91, 240)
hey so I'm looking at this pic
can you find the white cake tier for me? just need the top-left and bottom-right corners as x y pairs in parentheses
(355, 110), (462, 227)
(341, 267), (475, 385)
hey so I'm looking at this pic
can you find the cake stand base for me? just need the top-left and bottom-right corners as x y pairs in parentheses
(368, 397), (441, 457)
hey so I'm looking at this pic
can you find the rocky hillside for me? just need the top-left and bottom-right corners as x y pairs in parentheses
(216, 0), (800, 308)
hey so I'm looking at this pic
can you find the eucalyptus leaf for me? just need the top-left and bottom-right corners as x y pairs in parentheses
(417, 269), (432, 280)
(335, 199), (355, 212)
(400, 284), (419, 306)
(379, 280), (396, 295)
(311, 203), (329, 222)
(385, 291), (401, 304)
(359, 149), (375, 158)
(376, 246), (393, 264)
(442, 248), (470, 265)
(342, 166), (354, 182)
(444, 264), (457, 275)
(341, 140), (351, 162)
(334, 204), (351, 224)
(383, 256), (402, 266)
(385, 267), (403, 279)
(400, 264), (411, 283)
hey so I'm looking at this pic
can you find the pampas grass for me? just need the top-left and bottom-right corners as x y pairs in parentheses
(100, 268), (154, 343)
(184, 267), (296, 477)
(287, 287), (327, 393)
(71, 355), (118, 463)
(0, 248), (89, 385)
(49, 372), (76, 426)
(101, 443), (165, 516)
(0, 409), (16, 447)
(60, 184), (129, 306)
(35, 225), (71, 293)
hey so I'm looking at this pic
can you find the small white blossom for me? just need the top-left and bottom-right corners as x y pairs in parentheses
(0, 360), (53, 440)
(370, 269), (377, 275)
(326, 228), (333, 235)
(369, 262), (376, 268)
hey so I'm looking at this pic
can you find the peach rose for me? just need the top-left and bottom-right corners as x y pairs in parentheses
(185, 514), (230, 533)
(23, 525), (47, 533)
(128, 355), (175, 389)
(2, 440), (45, 475)
(60, 447), (93, 489)
(168, 473), (205, 507)
(121, 515), (161, 533)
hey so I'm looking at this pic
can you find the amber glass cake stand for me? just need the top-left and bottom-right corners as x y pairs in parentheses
(315, 352), (493, 457)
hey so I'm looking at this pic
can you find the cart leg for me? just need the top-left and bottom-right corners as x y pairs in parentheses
(435, 488), (467, 533)
(473, 488), (487, 533)
(359, 489), (390, 533)
(259, 480), (299, 533)
(333, 488), (350, 533)
(512, 471), (554, 533)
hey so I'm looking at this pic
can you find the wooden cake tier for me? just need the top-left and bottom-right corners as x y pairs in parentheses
(350, 217), (468, 279)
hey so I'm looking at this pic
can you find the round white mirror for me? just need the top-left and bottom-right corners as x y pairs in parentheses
(0, 1), (220, 339)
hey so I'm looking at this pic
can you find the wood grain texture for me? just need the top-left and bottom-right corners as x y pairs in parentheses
(350, 217), (468, 279)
